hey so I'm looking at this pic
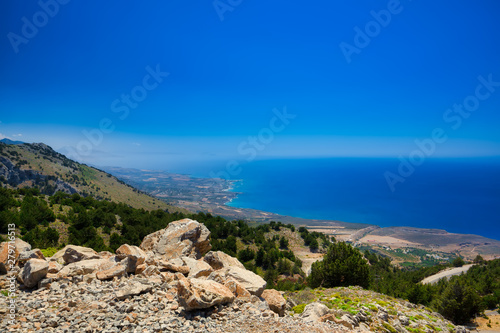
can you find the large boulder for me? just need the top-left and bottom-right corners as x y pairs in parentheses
(140, 219), (211, 260)
(261, 289), (286, 317)
(182, 257), (213, 278)
(203, 251), (245, 270)
(0, 238), (32, 274)
(116, 244), (147, 273)
(300, 302), (330, 323)
(177, 276), (235, 310)
(51, 245), (100, 265)
(222, 266), (266, 297)
(22, 259), (49, 288)
(57, 258), (116, 278)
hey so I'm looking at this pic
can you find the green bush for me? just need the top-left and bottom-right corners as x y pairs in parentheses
(308, 242), (370, 289)
(40, 247), (59, 257)
(452, 257), (465, 267)
(292, 304), (306, 314)
(437, 279), (482, 324)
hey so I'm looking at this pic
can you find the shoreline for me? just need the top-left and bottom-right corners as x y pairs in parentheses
(101, 165), (500, 261)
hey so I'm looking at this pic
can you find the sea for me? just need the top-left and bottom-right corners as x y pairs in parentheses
(172, 157), (500, 241)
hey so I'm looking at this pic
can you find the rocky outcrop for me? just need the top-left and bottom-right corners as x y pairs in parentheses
(222, 266), (266, 297)
(285, 286), (467, 332)
(21, 258), (49, 288)
(0, 155), (78, 195)
(140, 219), (211, 260)
(0, 219), (465, 333)
(261, 289), (286, 317)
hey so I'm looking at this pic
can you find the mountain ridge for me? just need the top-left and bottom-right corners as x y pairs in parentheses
(0, 141), (185, 212)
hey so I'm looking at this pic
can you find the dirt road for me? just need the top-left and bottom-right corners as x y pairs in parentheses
(421, 264), (475, 285)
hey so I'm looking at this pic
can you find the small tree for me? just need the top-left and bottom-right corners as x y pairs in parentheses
(473, 255), (485, 264)
(437, 279), (482, 324)
(452, 257), (465, 267)
(308, 242), (370, 289)
(309, 237), (319, 251)
(279, 236), (289, 249)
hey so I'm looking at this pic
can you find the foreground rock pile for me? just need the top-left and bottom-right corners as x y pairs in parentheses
(0, 219), (469, 332)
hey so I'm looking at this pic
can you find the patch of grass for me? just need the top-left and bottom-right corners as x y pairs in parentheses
(407, 328), (423, 333)
(289, 289), (315, 305)
(0, 290), (9, 297)
(376, 300), (389, 307)
(339, 304), (357, 315)
(292, 304), (306, 314)
(426, 324), (441, 331)
(40, 247), (59, 257)
(382, 322), (397, 333)
(388, 309), (398, 316)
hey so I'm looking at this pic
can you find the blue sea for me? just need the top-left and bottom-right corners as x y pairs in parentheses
(175, 157), (500, 241)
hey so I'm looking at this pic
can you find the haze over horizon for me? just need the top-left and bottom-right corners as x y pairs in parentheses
(1, 1), (500, 170)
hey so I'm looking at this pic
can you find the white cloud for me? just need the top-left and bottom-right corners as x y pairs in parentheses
(12, 133), (22, 137)
(0, 133), (12, 140)
(132, 142), (141, 146)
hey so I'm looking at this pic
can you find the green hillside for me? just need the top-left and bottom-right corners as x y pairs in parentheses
(0, 142), (186, 212)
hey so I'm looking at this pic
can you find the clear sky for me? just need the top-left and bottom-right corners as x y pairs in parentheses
(1, 1), (500, 169)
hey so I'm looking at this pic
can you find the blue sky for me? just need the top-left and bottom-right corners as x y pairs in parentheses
(1, 0), (500, 169)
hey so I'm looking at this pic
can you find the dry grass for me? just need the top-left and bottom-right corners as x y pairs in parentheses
(7, 144), (187, 213)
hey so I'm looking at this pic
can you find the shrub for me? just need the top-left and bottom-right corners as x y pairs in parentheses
(40, 247), (59, 257)
(452, 257), (465, 267)
(308, 242), (370, 289)
(437, 279), (482, 324)
(292, 304), (306, 314)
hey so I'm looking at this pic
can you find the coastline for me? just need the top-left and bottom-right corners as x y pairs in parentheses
(102, 165), (500, 262)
